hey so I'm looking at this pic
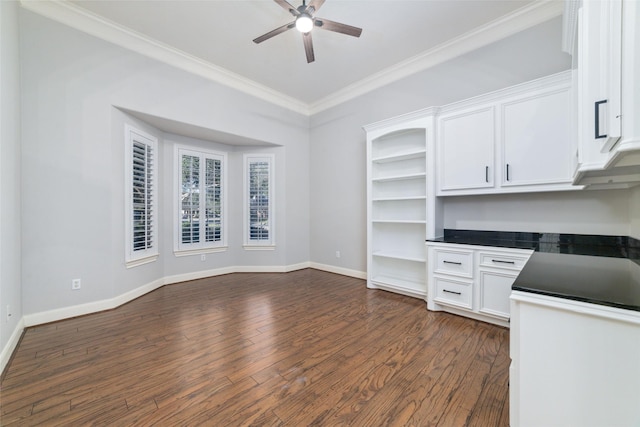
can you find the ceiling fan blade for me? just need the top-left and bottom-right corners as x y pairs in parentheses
(302, 32), (315, 63)
(253, 21), (296, 44)
(306, 0), (326, 14)
(315, 18), (362, 38)
(273, 0), (300, 16)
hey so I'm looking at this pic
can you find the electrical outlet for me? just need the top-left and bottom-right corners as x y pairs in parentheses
(72, 279), (81, 290)
(335, 251), (341, 258)
(200, 254), (206, 262)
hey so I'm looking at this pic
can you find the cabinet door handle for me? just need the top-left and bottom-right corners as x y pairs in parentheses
(443, 260), (462, 265)
(485, 166), (489, 183)
(595, 100), (608, 139)
(492, 259), (515, 265)
(443, 289), (462, 295)
(506, 163), (510, 181)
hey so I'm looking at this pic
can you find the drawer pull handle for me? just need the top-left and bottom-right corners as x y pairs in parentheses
(491, 259), (515, 265)
(443, 260), (462, 265)
(443, 289), (462, 295)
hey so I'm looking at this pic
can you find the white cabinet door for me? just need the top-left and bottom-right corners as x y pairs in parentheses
(502, 88), (573, 187)
(579, 0), (622, 158)
(478, 270), (516, 320)
(438, 106), (495, 192)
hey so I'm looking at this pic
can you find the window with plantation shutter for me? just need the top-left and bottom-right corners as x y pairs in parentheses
(244, 154), (275, 249)
(125, 126), (158, 267)
(175, 146), (226, 255)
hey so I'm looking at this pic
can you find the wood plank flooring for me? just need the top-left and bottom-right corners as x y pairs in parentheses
(0, 269), (510, 426)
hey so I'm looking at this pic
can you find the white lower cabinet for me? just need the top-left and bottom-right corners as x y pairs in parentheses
(510, 291), (640, 426)
(426, 243), (532, 327)
(478, 270), (515, 320)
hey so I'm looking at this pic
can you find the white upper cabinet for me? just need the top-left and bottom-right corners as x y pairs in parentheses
(436, 71), (581, 196)
(580, 0), (622, 153)
(572, 0), (640, 188)
(577, 0), (622, 164)
(502, 87), (573, 187)
(438, 106), (495, 192)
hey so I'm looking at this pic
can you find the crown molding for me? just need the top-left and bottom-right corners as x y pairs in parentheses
(309, 0), (564, 115)
(20, 0), (562, 117)
(19, 0), (311, 115)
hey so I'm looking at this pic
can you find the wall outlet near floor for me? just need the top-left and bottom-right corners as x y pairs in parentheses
(335, 251), (341, 258)
(72, 278), (81, 290)
(200, 254), (206, 262)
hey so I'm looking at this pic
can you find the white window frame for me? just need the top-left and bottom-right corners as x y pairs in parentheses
(124, 125), (158, 268)
(174, 145), (227, 256)
(243, 153), (275, 250)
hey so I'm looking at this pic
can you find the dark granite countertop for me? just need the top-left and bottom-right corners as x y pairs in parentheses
(427, 229), (640, 312)
(513, 252), (640, 312)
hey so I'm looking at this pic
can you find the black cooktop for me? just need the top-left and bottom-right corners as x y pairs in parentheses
(427, 229), (640, 312)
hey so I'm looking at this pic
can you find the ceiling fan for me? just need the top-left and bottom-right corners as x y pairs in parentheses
(253, 0), (363, 63)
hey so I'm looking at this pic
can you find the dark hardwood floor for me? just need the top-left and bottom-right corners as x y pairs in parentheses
(0, 269), (510, 426)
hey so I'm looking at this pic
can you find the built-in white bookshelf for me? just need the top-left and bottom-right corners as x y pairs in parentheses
(364, 109), (443, 300)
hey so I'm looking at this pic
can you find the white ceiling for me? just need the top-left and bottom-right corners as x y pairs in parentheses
(22, 0), (563, 114)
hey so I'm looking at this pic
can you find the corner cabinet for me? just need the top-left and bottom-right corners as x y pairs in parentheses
(437, 71), (583, 196)
(364, 109), (443, 299)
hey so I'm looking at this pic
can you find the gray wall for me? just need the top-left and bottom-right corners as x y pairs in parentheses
(0, 0), (23, 364)
(19, 9), (310, 317)
(308, 17), (607, 273)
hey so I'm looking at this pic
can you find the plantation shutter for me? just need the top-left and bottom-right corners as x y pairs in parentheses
(248, 160), (270, 241)
(132, 140), (154, 252)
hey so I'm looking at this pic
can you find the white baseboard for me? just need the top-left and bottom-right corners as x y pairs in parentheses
(4, 261), (362, 373)
(21, 262), (337, 329)
(309, 262), (367, 280)
(1, 317), (25, 375)
(163, 266), (237, 285)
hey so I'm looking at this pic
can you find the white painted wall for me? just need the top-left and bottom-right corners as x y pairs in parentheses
(19, 9), (310, 318)
(309, 17), (576, 273)
(443, 189), (631, 235)
(0, 0), (23, 369)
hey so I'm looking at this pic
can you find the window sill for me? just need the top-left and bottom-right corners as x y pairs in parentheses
(125, 254), (158, 269)
(174, 246), (228, 257)
(243, 244), (276, 251)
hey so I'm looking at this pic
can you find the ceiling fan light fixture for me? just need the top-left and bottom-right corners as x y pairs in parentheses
(295, 14), (314, 33)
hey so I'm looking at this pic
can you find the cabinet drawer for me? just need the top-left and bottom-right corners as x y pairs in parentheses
(479, 252), (529, 271)
(434, 277), (472, 310)
(433, 249), (473, 277)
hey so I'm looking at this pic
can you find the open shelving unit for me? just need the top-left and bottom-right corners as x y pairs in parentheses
(364, 108), (443, 300)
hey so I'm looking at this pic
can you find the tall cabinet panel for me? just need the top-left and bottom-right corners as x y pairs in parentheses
(364, 109), (443, 299)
